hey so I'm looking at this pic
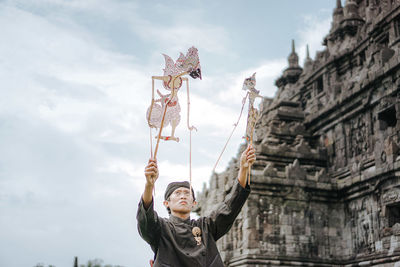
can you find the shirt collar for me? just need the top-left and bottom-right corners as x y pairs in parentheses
(169, 214), (191, 224)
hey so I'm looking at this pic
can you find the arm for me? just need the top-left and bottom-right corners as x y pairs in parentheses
(142, 159), (158, 209)
(207, 144), (256, 240)
(137, 159), (161, 248)
(137, 198), (161, 249)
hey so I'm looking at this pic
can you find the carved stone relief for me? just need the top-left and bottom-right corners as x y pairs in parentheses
(349, 115), (369, 158)
(382, 188), (400, 205)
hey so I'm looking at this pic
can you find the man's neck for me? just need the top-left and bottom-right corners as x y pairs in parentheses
(171, 211), (190, 220)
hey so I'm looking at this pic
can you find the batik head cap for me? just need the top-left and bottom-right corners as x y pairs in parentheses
(164, 181), (195, 200)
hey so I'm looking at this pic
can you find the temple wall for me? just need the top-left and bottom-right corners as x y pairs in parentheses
(197, 1), (400, 266)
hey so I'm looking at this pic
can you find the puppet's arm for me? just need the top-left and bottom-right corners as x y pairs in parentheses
(152, 75), (166, 80)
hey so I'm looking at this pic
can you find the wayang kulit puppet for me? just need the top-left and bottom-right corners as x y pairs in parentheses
(213, 72), (263, 183)
(146, 46), (201, 189)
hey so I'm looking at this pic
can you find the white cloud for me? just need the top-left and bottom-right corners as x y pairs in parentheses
(0, 1), (335, 266)
(134, 23), (230, 54)
(215, 59), (285, 104)
(297, 13), (332, 64)
(0, 4), (153, 267)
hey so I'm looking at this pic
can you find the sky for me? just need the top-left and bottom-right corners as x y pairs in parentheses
(0, 0), (337, 266)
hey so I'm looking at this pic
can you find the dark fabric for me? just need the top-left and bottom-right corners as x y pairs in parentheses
(137, 180), (250, 267)
(164, 181), (195, 200)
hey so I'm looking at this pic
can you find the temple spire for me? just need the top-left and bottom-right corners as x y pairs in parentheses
(304, 44), (313, 70)
(292, 39), (295, 53)
(332, 0), (344, 29)
(288, 39), (299, 68)
(276, 39), (302, 87)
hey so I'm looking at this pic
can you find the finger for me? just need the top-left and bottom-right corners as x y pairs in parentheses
(147, 161), (157, 167)
(247, 159), (256, 164)
(145, 167), (158, 174)
(145, 169), (158, 175)
(145, 164), (156, 169)
(247, 158), (256, 164)
(145, 166), (157, 172)
(144, 164), (158, 170)
(247, 153), (256, 158)
(247, 155), (256, 162)
(246, 150), (255, 157)
(148, 158), (157, 164)
(146, 162), (158, 169)
(247, 152), (256, 158)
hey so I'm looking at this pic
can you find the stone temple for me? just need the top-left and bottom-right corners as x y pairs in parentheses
(196, 0), (400, 266)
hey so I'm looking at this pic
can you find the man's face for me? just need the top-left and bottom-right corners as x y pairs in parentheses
(164, 187), (196, 215)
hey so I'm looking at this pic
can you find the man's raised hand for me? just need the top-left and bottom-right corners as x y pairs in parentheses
(240, 144), (256, 168)
(144, 158), (159, 187)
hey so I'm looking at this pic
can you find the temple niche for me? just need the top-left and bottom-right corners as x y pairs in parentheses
(196, 0), (400, 266)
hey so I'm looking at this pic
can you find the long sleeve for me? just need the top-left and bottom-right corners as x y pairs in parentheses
(136, 197), (161, 251)
(206, 180), (251, 241)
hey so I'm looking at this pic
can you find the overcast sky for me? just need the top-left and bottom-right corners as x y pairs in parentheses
(0, 0), (336, 266)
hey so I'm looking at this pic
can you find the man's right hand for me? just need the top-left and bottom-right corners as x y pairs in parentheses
(144, 158), (159, 187)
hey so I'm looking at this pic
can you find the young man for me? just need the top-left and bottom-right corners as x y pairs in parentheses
(137, 144), (256, 266)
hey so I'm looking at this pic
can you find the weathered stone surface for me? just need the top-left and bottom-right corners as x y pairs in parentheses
(197, 1), (400, 266)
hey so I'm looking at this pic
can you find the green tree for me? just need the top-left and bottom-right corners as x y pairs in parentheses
(33, 263), (55, 267)
(78, 258), (124, 267)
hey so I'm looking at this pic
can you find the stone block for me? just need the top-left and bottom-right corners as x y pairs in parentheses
(285, 159), (307, 180)
(329, 227), (338, 237)
(263, 163), (278, 177)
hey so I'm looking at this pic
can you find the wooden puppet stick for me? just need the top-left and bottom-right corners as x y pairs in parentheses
(249, 106), (260, 183)
(212, 92), (249, 173)
(185, 77), (193, 194)
(153, 96), (170, 159)
(183, 77), (197, 196)
(248, 126), (255, 184)
(243, 103), (261, 184)
(185, 77), (197, 132)
(148, 78), (156, 159)
(147, 77), (157, 129)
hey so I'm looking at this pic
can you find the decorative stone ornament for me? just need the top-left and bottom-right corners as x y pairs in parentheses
(192, 226), (202, 245)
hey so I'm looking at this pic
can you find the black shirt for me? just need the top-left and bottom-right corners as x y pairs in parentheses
(137, 180), (250, 267)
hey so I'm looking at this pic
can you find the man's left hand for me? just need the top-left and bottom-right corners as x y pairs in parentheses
(240, 144), (256, 168)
